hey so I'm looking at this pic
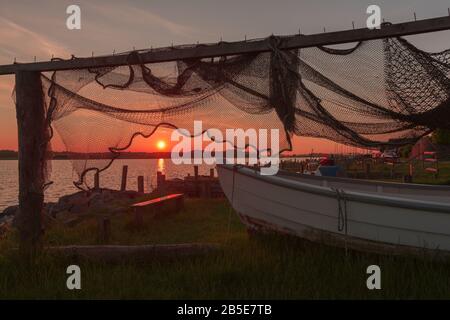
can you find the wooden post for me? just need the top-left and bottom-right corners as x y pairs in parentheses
(97, 217), (111, 242)
(120, 165), (128, 191)
(176, 194), (185, 211)
(156, 171), (162, 188)
(137, 175), (144, 193)
(210, 168), (214, 178)
(365, 162), (371, 179)
(156, 171), (166, 194)
(194, 165), (199, 178)
(436, 155), (439, 178)
(15, 71), (47, 255)
(94, 171), (100, 190)
(134, 208), (143, 228)
(194, 165), (199, 197)
(205, 182), (212, 198)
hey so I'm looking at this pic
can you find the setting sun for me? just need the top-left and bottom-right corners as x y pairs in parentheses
(156, 140), (167, 150)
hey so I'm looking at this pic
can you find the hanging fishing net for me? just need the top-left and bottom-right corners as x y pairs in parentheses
(36, 34), (450, 189)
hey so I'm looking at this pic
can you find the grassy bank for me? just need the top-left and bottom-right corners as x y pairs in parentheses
(1, 198), (450, 299)
(345, 159), (450, 185)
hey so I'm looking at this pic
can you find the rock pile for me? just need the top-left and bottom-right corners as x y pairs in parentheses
(0, 188), (146, 233)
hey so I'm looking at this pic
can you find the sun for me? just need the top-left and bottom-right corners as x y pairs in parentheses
(156, 140), (167, 151)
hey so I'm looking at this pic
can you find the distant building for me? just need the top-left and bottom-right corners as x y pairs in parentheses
(410, 136), (450, 160)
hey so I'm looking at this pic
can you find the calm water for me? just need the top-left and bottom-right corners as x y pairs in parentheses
(0, 159), (214, 211)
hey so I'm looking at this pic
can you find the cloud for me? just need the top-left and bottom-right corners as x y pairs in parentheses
(87, 3), (205, 38)
(0, 77), (15, 109)
(0, 17), (70, 64)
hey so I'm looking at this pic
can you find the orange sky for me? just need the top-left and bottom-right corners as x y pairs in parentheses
(1, 1), (450, 154)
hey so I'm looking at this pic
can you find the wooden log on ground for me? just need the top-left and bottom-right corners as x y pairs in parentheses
(120, 165), (128, 191)
(44, 243), (221, 262)
(131, 193), (185, 226)
(15, 71), (47, 255)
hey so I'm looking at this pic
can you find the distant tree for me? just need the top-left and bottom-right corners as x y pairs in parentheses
(398, 144), (412, 158)
(0, 150), (18, 159)
(432, 129), (450, 145)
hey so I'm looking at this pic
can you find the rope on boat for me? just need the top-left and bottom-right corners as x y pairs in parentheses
(333, 187), (349, 255)
(334, 188), (348, 235)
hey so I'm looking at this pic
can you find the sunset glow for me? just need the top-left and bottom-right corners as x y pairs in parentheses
(156, 140), (167, 151)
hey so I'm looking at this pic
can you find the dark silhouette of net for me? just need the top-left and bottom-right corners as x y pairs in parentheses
(37, 35), (450, 189)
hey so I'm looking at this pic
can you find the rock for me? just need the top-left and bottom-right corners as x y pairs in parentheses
(44, 202), (58, 218)
(1, 205), (18, 218)
(68, 202), (90, 214)
(0, 189), (150, 218)
(0, 206), (17, 235)
(59, 191), (89, 206)
(0, 221), (10, 239)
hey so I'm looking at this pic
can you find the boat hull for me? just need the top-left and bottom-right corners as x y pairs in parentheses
(217, 165), (450, 256)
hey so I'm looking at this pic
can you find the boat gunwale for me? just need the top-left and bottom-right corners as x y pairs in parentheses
(277, 168), (450, 192)
(217, 164), (450, 214)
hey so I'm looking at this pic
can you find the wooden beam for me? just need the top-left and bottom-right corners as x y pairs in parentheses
(15, 71), (47, 255)
(1, 16), (450, 75)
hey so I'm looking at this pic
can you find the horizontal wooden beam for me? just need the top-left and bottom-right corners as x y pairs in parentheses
(1, 15), (450, 75)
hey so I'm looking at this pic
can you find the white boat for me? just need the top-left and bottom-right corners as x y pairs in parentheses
(217, 164), (450, 256)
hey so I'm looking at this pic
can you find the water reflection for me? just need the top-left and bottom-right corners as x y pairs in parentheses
(0, 159), (214, 211)
(157, 158), (165, 174)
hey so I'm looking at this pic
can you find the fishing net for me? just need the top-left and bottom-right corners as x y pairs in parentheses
(37, 34), (450, 189)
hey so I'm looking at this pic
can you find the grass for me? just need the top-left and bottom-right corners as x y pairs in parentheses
(343, 159), (450, 185)
(1, 198), (450, 299)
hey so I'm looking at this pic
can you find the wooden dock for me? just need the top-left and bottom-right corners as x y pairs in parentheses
(154, 166), (224, 198)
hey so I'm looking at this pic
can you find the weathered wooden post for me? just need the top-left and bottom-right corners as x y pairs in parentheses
(194, 165), (199, 197)
(365, 162), (371, 179)
(94, 171), (100, 190)
(156, 171), (162, 188)
(120, 165), (128, 191)
(156, 171), (166, 194)
(97, 216), (111, 242)
(133, 208), (144, 228)
(137, 175), (144, 193)
(210, 168), (214, 178)
(15, 71), (47, 255)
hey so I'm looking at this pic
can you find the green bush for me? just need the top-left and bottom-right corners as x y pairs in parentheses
(432, 129), (450, 145)
(399, 144), (412, 158)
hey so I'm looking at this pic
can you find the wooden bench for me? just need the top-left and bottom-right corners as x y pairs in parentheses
(131, 193), (184, 226)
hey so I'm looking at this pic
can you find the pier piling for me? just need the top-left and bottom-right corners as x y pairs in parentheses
(138, 175), (144, 193)
(120, 165), (128, 191)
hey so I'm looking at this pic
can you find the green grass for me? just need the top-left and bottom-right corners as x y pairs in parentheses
(344, 159), (450, 185)
(1, 198), (450, 299)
